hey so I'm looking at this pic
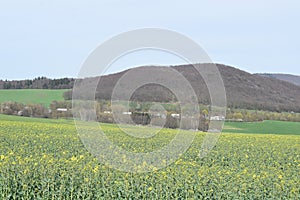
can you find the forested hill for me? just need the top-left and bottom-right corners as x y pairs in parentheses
(71, 64), (300, 112)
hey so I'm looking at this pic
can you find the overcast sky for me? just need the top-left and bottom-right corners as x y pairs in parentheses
(0, 0), (299, 80)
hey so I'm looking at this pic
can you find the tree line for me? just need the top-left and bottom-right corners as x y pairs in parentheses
(0, 77), (74, 89)
(1, 100), (300, 132)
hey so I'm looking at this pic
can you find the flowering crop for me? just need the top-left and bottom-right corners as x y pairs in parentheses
(0, 115), (299, 199)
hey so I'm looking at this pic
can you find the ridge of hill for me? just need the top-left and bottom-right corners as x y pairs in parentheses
(257, 73), (300, 86)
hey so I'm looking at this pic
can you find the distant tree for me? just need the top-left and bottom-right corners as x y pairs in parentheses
(233, 112), (243, 120)
(42, 83), (48, 89)
(202, 109), (209, 118)
(164, 113), (179, 129)
(4, 82), (11, 89)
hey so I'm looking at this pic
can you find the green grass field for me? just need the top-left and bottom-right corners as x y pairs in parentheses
(0, 89), (67, 107)
(223, 120), (300, 135)
(0, 114), (299, 199)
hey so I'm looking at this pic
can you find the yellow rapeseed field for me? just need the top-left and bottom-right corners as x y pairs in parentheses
(0, 115), (299, 199)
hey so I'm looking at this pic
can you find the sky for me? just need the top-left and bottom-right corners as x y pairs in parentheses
(0, 0), (299, 80)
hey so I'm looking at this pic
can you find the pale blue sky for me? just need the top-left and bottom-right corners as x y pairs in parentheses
(0, 0), (299, 80)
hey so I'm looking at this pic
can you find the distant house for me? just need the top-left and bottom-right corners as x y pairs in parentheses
(57, 108), (68, 112)
(122, 111), (132, 115)
(171, 113), (180, 118)
(210, 116), (225, 121)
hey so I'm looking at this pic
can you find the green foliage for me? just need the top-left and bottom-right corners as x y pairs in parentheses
(0, 115), (299, 199)
(226, 108), (300, 122)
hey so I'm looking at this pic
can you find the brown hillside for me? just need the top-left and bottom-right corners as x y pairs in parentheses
(74, 64), (300, 112)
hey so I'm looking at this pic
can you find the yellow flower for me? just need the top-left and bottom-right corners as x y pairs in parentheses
(70, 156), (77, 161)
(93, 166), (99, 173)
